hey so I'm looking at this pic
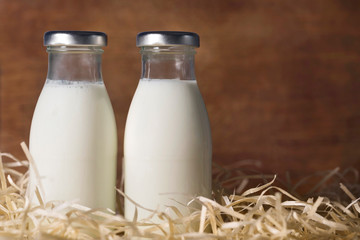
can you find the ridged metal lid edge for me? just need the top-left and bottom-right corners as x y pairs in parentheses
(136, 31), (200, 47)
(44, 31), (107, 46)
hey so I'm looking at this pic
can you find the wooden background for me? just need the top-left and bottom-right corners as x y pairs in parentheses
(0, 0), (359, 182)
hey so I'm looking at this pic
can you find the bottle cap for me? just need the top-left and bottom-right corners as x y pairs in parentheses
(44, 31), (107, 46)
(136, 31), (199, 47)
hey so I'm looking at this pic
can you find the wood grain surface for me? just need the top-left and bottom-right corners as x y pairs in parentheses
(0, 0), (359, 182)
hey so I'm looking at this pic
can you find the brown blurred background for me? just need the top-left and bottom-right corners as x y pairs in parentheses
(0, 0), (359, 181)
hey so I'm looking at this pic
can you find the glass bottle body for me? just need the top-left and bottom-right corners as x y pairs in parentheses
(124, 46), (212, 220)
(29, 46), (117, 210)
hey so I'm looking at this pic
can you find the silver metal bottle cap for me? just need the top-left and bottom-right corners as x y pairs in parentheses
(136, 31), (200, 47)
(44, 31), (107, 46)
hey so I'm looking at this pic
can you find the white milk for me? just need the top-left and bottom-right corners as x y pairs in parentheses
(29, 80), (117, 210)
(124, 78), (212, 220)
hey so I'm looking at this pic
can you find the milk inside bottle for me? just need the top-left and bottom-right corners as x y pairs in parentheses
(124, 31), (212, 220)
(29, 31), (117, 210)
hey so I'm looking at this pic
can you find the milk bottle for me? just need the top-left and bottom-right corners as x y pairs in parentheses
(124, 31), (212, 220)
(29, 31), (117, 210)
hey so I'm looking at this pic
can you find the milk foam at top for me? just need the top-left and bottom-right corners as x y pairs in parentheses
(29, 80), (117, 209)
(124, 78), (212, 220)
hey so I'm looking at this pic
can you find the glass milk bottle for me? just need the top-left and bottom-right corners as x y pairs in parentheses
(124, 31), (212, 220)
(29, 31), (117, 210)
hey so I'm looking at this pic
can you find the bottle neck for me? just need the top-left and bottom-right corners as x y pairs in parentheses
(140, 46), (196, 80)
(46, 46), (104, 82)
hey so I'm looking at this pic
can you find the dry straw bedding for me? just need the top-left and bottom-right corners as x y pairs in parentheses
(0, 143), (359, 239)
